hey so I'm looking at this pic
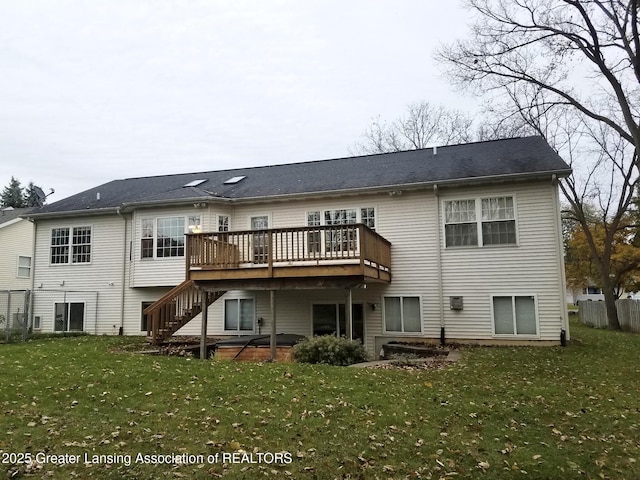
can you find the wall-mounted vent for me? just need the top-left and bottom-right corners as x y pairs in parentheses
(224, 175), (247, 185)
(450, 296), (464, 310)
(183, 179), (207, 187)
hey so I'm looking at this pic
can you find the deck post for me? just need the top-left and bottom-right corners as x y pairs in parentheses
(346, 288), (353, 341)
(270, 290), (277, 361)
(200, 291), (209, 360)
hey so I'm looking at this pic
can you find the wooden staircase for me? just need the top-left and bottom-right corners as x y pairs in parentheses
(144, 280), (224, 344)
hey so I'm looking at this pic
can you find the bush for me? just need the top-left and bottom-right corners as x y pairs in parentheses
(292, 335), (369, 366)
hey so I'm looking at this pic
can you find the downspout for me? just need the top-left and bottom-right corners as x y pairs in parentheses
(28, 218), (37, 332)
(434, 185), (445, 344)
(116, 207), (127, 335)
(552, 175), (570, 344)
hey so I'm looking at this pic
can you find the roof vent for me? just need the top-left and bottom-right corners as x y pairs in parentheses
(183, 179), (208, 188)
(433, 146), (437, 155)
(224, 175), (246, 185)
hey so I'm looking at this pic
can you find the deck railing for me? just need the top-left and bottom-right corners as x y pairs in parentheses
(143, 280), (223, 343)
(187, 224), (391, 275)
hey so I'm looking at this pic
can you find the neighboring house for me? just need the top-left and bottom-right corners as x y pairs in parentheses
(26, 136), (572, 353)
(566, 285), (604, 304)
(0, 207), (34, 291)
(566, 285), (640, 304)
(0, 207), (34, 331)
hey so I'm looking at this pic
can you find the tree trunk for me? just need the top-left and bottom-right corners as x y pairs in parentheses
(602, 284), (621, 330)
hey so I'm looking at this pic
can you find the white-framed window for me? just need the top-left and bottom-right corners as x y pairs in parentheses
(583, 286), (602, 294)
(188, 215), (202, 234)
(306, 207), (375, 254)
(306, 207), (376, 228)
(50, 226), (92, 264)
(17, 256), (31, 278)
(218, 215), (229, 232)
(224, 298), (255, 333)
(491, 295), (538, 336)
(444, 196), (517, 247)
(383, 296), (422, 333)
(54, 302), (85, 332)
(140, 216), (190, 259)
(360, 207), (376, 229)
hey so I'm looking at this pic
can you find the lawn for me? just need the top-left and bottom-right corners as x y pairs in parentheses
(0, 321), (638, 479)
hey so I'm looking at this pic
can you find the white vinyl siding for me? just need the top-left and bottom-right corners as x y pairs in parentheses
(441, 183), (564, 341)
(132, 207), (216, 287)
(31, 181), (566, 348)
(0, 218), (34, 290)
(32, 215), (126, 335)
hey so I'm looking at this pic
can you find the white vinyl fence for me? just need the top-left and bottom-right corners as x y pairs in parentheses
(578, 299), (640, 332)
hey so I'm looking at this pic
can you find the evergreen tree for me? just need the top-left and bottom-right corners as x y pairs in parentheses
(1, 177), (25, 208)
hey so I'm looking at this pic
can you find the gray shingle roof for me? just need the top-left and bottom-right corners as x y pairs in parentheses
(32, 136), (571, 216)
(0, 207), (33, 225)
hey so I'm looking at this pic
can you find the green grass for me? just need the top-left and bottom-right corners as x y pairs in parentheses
(0, 321), (639, 479)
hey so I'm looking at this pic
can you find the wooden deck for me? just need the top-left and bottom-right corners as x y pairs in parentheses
(186, 224), (391, 285)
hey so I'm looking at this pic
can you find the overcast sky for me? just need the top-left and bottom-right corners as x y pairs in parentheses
(0, 1), (478, 202)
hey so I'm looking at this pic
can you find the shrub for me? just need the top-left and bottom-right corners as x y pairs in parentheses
(292, 335), (369, 366)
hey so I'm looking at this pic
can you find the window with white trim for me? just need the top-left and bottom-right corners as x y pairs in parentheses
(384, 296), (422, 333)
(188, 215), (202, 234)
(140, 216), (189, 259)
(360, 207), (376, 229)
(444, 200), (477, 246)
(218, 215), (229, 232)
(444, 196), (516, 247)
(50, 226), (92, 264)
(306, 208), (375, 254)
(306, 207), (376, 228)
(17, 256), (31, 278)
(492, 295), (538, 335)
(481, 197), (516, 245)
(224, 298), (255, 332)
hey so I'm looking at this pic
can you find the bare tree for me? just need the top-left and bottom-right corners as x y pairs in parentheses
(351, 101), (475, 154)
(437, 0), (640, 156)
(437, 0), (640, 329)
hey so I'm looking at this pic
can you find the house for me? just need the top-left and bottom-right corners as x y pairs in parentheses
(0, 207), (34, 331)
(26, 136), (572, 354)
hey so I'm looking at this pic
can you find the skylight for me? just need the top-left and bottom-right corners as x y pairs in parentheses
(224, 175), (247, 185)
(183, 179), (207, 187)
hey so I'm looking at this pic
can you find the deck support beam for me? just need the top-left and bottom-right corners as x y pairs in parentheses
(200, 291), (209, 360)
(270, 290), (277, 361)
(346, 288), (353, 341)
